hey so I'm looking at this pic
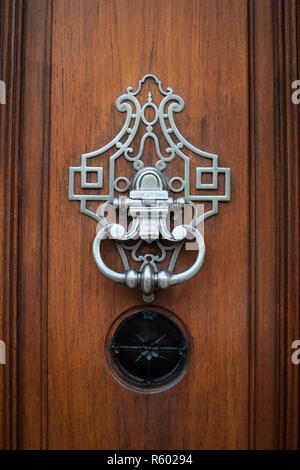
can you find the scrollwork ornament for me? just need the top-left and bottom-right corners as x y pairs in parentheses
(69, 75), (231, 301)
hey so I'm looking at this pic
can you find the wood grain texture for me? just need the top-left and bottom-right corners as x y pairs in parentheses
(17, 0), (53, 450)
(274, 0), (300, 450)
(248, 0), (279, 449)
(0, 0), (25, 450)
(0, 0), (299, 450)
(48, 0), (248, 450)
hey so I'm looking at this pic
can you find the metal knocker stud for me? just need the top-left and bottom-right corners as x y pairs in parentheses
(69, 74), (231, 302)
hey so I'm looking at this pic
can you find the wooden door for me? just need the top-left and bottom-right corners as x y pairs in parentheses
(1, 0), (299, 450)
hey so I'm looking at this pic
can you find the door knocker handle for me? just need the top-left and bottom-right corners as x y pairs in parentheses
(69, 75), (231, 302)
(93, 222), (205, 298)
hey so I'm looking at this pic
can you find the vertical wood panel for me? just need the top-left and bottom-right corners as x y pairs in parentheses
(48, 0), (249, 449)
(0, 0), (24, 450)
(248, 0), (300, 449)
(274, 0), (300, 450)
(249, 0), (278, 449)
(284, 0), (300, 448)
(15, 0), (52, 450)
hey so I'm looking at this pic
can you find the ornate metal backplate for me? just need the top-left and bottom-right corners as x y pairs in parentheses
(69, 74), (231, 301)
